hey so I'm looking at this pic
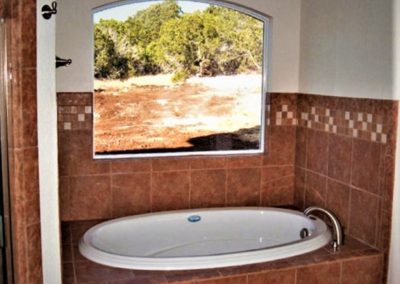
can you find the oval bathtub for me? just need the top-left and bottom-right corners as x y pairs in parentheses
(79, 207), (331, 270)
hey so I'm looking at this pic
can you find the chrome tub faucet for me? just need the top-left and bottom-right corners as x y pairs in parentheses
(304, 206), (343, 252)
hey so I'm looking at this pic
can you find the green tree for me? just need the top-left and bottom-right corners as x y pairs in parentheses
(124, 0), (181, 75)
(93, 0), (264, 80)
(94, 19), (130, 79)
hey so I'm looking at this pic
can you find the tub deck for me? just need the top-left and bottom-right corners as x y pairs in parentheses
(62, 220), (384, 284)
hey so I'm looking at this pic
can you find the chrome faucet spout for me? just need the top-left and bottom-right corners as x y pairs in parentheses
(304, 206), (343, 251)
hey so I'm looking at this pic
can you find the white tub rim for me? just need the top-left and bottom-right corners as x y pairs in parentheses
(79, 207), (332, 270)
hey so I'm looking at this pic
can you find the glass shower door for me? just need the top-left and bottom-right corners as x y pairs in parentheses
(0, 17), (12, 284)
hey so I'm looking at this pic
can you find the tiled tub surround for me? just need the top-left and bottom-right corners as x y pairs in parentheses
(293, 94), (398, 282)
(58, 92), (397, 283)
(57, 92), (298, 221)
(62, 220), (384, 284)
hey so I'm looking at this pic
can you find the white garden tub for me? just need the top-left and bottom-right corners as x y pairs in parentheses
(79, 207), (331, 270)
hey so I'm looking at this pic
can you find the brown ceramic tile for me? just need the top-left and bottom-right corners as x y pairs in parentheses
(305, 171), (327, 208)
(26, 223), (43, 284)
(226, 168), (261, 206)
(294, 167), (306, 209)
(152, 158), (191, 171)
(327, 134), (352, 183)
(190, 157), (226, 169)
(152, 171), (190, 211)
(341, 255), (383, 284)
(194, 275), (247, 284)
(111, 159), (152, 173)
(262, 165), (294, 181)
(62, 263), (76, 284)
(23, 148), (40, 225)
(351, 139), (381, 195)
(69, 175), (112, 220)
(295, 127), (307, 167)
(60, 177), (71, 221)
(296, 262), (341, 284)
(110, 275), (167, 284)
(190, 170), (226, 208)
(58, 93), (92, 106)
(75, 261), (134, 283)
(20, 0), (36, 69)
(21, 69), (38, 147)
(62, 245), (73, 263)
(349, 188), (379, 246)
(261, 175), (294, 206)
(111, 173), (151, 217)
(61, 222), (72, 244)
(164, 268), (221, 282)
(9, 68), (24, 149)
(58, 131), (110, 176)
(377, 208), (392, 251)
(247, 268), (295, 284)
(306, 129), (329, 175)
(326, 180), (350, 232)
(264, 126), (296, 165)
(226, 156), (262, 168)
(381, 148), (395, 210)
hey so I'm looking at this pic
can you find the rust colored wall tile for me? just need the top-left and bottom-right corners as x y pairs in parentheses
(70, 175), (112, 220)
(9, 68), (24, 148)
(20, 0), (36, 69)
(152, 158), (191, 171)
(26, 223), (43, 284)
(297, 262), (341, 284)
(75, 261), (134, 283)
(264, 126), (296, 165)
(261, 175), (294, 206)
(262, 165), (294, 181)
(194, 275), (247, 284)
(349, 189), (379, 245)
(62, 263), (75, 284)
(152, 171), (190, 211)
(305, 171), (327, 208)
(341, 255), (383, 284)
(59, 177), (71, 221)
(294, 167), (306, 209)
(247, 268), (295, 284)
(295, 127), (307, 167)
(190, 157), (226, 169)
(111, 173), (151, 217)
(351, 139), (381, 195)
(191, 170), (226, 208)
(227, 168), (261, 206)
(111, 159), (152, 173)
(58, 131), (110, 176)
(22, 148), (40, 225)
(21, 69), (38, 147)
(327, 134), (352, 183)
(326, 180), (350, 232)
(306, 130), (329, 175)
(227, 156), (262, 168)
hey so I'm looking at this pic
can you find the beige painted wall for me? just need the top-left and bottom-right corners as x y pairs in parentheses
(299, 0), (393, 99)
(56, 0), (301, 92)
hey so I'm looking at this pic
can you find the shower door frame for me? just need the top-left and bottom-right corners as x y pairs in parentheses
(0, 16), (14, 284)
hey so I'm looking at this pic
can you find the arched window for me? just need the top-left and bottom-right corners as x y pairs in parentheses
(92, 0), (269, 158)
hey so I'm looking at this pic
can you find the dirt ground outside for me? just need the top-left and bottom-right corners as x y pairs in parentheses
(94, 73), (263, 154)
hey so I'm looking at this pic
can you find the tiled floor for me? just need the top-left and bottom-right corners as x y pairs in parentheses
(62, 221), (383, 284)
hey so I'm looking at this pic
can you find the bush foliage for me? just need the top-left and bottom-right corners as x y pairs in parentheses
(94, 0), (263, 80)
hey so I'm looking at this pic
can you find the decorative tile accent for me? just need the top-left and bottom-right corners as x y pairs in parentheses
(298, 106), (388, 144)
(57, 93), (93, 131)
(274, 104), (298, 126)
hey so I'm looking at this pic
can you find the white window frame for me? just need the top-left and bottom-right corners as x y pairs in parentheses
(92, 0), (270, 159)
